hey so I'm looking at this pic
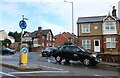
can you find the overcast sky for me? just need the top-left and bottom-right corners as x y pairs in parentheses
(0, 0), (120, 35)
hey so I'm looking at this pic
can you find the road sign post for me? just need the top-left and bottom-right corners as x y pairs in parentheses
(19, 15), (28, 65)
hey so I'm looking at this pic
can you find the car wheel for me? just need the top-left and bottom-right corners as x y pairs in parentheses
(42, 54), (45, 57)
(83, 58), (91, 66)
(55, 55), (62, 63)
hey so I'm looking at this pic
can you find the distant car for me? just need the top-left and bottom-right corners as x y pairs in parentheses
(2, 48), (16, 55)
(41, 47), (58, 57)
(54, 45), (101, 66)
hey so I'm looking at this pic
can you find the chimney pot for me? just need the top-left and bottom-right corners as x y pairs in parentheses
(112, 6), (117, 17)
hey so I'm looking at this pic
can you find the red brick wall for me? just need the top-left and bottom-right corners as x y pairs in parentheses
(77, 36), (102, 52)
(55, 34), (67, 46)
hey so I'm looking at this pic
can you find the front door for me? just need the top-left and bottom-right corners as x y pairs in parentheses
(94, 40), (100, 52)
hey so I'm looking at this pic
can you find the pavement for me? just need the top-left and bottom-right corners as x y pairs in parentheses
(0, 55), (120, 72)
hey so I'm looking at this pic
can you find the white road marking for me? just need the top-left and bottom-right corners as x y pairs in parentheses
(39, 65), (64, 71)
(0, 55), (12, 58)
(94, 74), (102, 76)
(0, 71), (20, 78)
(9, 70), (69, 74)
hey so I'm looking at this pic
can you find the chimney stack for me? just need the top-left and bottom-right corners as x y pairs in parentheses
(38, 26), (42, 37)
(38, 26), (42, 45)
(112, 6), (117, 17)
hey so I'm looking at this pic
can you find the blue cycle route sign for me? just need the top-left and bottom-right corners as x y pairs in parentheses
(19, 20), (27, 29)
(22, 47), (28, 54)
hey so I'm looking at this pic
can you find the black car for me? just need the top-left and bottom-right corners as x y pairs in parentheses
(2, 48), (16, 55)
(41, 47), (58, 57)
(54, 45), (101, 66)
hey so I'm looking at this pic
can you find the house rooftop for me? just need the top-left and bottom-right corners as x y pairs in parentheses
(24, 29), (53, 38)
(42, 29), (51, 36)
(77, 15), (120, 23)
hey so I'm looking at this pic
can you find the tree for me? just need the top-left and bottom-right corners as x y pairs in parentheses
(64, 42), (72, 45)
(3, 39), (11, 47)
(8, 31), (21, 42)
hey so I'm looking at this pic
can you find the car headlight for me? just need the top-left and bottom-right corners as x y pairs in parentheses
(91, 54), (97, 58)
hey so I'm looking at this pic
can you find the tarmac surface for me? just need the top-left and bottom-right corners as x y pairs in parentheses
(0, 53), (120, 72)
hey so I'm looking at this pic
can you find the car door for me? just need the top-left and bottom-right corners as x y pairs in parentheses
(71, 46), (80, 60)
(61, 46), (73, 59)
(72, 46), (84, 60)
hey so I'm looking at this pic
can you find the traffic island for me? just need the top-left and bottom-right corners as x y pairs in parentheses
(0, 63), (41, 72)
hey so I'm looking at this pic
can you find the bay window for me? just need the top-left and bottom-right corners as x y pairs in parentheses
(104, 21), (116, 30)
(106, 37), (116, 48)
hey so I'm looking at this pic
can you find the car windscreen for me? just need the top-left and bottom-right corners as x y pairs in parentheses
(45, 47), (57, 50)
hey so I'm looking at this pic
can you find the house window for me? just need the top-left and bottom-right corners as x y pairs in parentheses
(82, 40), (91, 49)
(42, 43), (44, 47)
(47, 34), (49, 40)
(106, 37), (116, 48)
(104, 22), (115, 30)
(46, 43), (48, 47)
(33, 38), (39, 47)
(82, 24), (90, 33)
(42, 36), (45, 39)
(50, 34), (52, 41)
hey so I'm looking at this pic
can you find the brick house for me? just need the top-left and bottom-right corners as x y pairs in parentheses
(77, 7), (120, 54)
(38, 27), (55, 48)
(54, 32), (73, 46)
(23, 27), (54, 51)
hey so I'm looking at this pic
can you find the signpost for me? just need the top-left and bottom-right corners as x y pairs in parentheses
(19, 15), (28, 65)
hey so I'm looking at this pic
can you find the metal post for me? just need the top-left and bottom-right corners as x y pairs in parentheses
(19, 29), (23, 65)
(19, 15), (24, 65)
(71, 2), (74, 45)
(64, 0), (74, 44)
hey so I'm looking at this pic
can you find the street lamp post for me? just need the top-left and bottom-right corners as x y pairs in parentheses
(64, 0), (74, 44)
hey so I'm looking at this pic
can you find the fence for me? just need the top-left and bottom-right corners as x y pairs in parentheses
(101, 53), (120, 63)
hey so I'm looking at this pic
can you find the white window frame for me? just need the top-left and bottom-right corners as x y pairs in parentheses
(42, 43), (44, 47)
(42, 36), (45, 39)
(104, 21), (116, 30)
(47, 34), (49, 40)
(82, 40), (91, 49)
(33, 38), (40, 47)
(106, 37), (116, 48)
(50, 34), (52, 41)
(82, 24), (90, 33)
(46, 43), (48, 47)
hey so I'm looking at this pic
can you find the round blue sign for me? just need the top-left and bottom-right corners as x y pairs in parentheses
(19, 20), (27, 29)
(22, 47), (28, 54)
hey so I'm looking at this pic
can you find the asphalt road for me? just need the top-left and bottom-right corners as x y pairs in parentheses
(1, 52), (120, 78)
(0, 66), (19, 78)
